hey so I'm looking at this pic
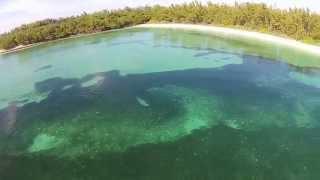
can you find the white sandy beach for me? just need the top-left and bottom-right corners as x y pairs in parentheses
(1, 23), (320, 57)
(0, 44), (36, 55)
(136, 23), (320, 57)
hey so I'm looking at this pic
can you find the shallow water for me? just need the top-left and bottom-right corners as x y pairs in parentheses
(0, 28), (320, 180)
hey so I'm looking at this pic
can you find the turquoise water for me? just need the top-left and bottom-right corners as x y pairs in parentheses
(0, 28), (320, 179)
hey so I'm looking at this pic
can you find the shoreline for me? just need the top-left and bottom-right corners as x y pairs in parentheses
(0, 27), (135, 55)
(1, 23), (320, 56)
(136, 23), (320, 57)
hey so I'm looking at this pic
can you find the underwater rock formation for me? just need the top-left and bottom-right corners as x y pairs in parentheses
(0, 55), (319, 158)
(136, 96), (150, 107)
(28, 134), (64, 153)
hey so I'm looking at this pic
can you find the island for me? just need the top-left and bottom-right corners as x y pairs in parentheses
(1, 2), (320, 54)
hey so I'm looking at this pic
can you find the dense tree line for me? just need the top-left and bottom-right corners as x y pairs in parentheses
(1, 2), (320, 49)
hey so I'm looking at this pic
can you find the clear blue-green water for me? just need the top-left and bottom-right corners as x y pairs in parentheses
(0, 28), (320, 180)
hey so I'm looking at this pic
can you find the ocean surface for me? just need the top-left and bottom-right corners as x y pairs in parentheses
(0, 28), (320, 180)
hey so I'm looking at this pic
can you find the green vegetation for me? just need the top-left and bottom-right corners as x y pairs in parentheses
(1, 2), (320, 49)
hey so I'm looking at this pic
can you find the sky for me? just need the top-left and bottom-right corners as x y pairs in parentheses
(0, 0), (319, 33)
